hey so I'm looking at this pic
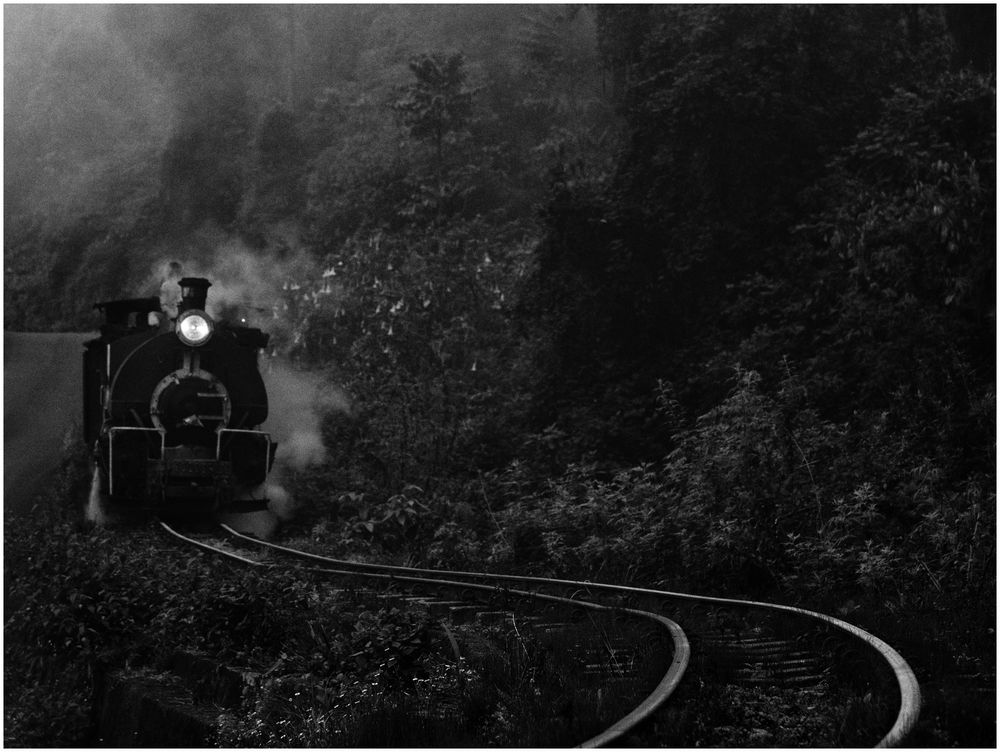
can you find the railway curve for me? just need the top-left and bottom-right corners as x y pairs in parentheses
(219, 523), (920, 747)
(160, 520), (690, 747)
(158, 520), (919, 746)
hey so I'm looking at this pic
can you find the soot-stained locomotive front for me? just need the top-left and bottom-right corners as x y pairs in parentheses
(83, 277), (277, 513)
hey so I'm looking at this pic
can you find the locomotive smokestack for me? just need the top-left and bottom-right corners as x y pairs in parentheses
(178, 277), (211, 313)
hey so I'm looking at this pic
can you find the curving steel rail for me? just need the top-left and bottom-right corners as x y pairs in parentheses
(159, 520), (690, 747)
(219, 524), (920, 748)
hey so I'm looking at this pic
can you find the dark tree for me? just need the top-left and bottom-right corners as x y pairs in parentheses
(394, 52), (473, 184)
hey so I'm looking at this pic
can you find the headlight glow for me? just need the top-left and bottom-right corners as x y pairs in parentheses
(176, 310), (214, 346)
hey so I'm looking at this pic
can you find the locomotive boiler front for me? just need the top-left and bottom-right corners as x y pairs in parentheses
(84, 277), (276, 510)
(151, 368), (230, 435)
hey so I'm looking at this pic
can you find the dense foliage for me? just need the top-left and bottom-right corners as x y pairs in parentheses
(4, 517), (475, 747)
(4, 5), (994, 745)
(3, 450), (450, 746)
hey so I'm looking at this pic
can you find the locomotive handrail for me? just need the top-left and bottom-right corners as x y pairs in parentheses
(216, 428), (272, 465)
(222, 524), (920, 747)
(105, 332), (162, 402)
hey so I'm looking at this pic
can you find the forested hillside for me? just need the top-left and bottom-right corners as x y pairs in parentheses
(4, 5), (995, 744)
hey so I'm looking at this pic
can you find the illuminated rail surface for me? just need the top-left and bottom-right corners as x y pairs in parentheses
(159, 521), (919, 747)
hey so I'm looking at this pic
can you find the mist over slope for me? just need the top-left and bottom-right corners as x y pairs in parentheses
(4, 5), (608, 333)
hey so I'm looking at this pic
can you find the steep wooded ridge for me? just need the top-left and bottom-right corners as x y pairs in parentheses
(4, 5), (994, 746)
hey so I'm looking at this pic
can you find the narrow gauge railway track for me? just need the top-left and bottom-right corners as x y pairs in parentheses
(159, 520), (689, 747)
(159, 521), (920, 747)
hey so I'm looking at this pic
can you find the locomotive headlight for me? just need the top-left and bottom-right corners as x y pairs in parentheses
(176, 310), (214, 346)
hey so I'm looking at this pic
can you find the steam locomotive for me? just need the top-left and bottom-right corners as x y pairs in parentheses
(83, 278), (276, 513)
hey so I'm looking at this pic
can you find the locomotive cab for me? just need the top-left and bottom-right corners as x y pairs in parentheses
(84, 278), (277, 513)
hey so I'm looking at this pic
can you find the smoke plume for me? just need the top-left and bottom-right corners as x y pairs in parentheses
(261, 358), (352, 471)
(146, 231), (315, 326)
(253, 361), (351, 521)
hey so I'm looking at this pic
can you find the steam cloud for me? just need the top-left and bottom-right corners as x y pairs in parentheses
(258, 361), (351, 521)
(261, 359), (352, 471)
(146, 231), (317, 330)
